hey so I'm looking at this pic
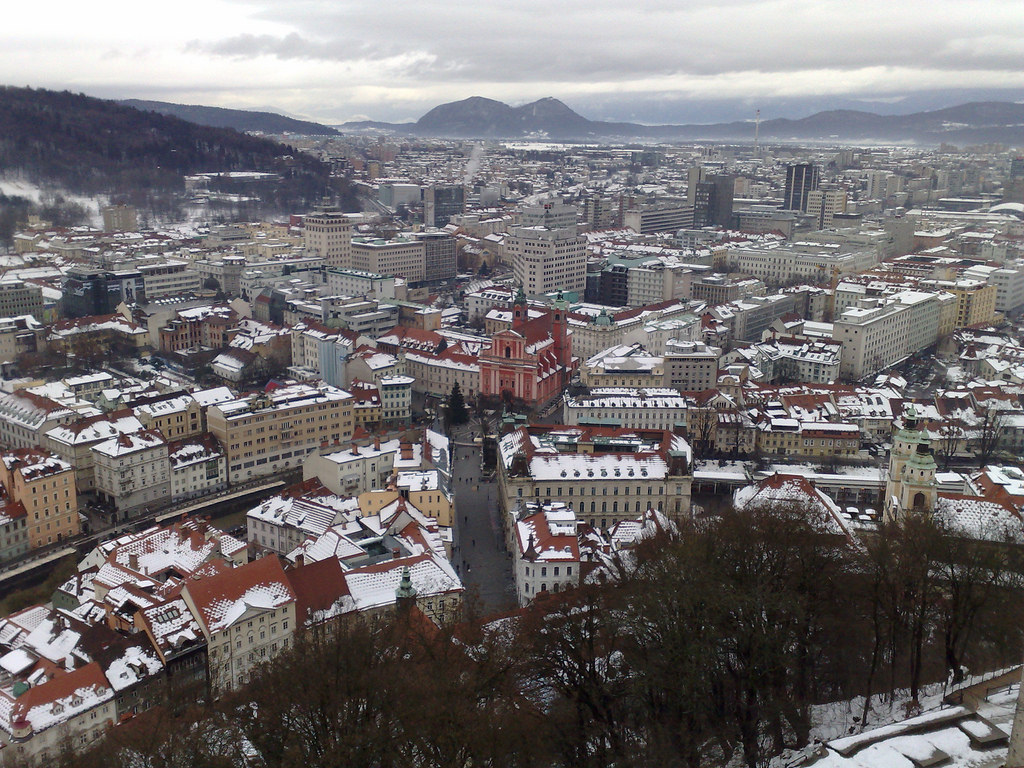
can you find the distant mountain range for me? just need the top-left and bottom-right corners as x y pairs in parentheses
(120, 99), (341, 136)
(338, 96), (1024, 145)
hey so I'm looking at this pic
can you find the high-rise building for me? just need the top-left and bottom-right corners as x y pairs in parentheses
(686, 165), (707, 207)
(303, 206), (353, 269)
(101, 204), (138, 232)
(783, 163), (820, 212)
(413, 231), (457, 283)
(806, 188), (848, 229)
(423, 185), (465, 227)
(507, 208), (586, 296)
(693, 175), (734, 228)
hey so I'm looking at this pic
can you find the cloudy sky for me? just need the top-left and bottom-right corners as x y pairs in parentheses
(7, 0), (1024, 125)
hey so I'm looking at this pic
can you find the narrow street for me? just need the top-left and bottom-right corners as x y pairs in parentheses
(449, 430), (515, 613)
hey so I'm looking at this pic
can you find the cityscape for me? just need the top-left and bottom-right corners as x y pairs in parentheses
(5, 3), (1024, 765)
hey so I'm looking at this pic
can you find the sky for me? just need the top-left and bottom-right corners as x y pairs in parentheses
(7, 0), (1024, 125)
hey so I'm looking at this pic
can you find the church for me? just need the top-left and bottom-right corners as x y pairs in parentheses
(479, 289), (577, 409)
(883, 405), (938, 522)
(884, 405), (1024, 543)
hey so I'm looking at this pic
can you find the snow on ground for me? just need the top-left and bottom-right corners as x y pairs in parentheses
(810, 682), (951, 743)
(0, 176), (104, 227)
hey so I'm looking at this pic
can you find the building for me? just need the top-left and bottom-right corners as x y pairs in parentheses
(325, 269), (397, 300)
(513, 501), (580, 606)
(0, 448), (78, 548)
(0, 485), (29, 562)
(832, 290), (944, 381)
(692, 175), (734, 228)
(102, 203), (138, 232)
(0, 390), (77, 451)
(806, 188), (848, 228)
(784, 163), (820, 212)
(564, 388), (691, 431)
(423, 185), (465, 228)
(44, 411), (144, 494)
(581, 344), (664, 389)
(133, 394), (203, 441)
(503, 217), (585, 296)
(0, 315), (45, 368)
(663, 340), (722, 390)
(883, 406), (938, 522)
(623, 201), (695, 234)
(303, 206), (353, 269)
(92, 429), (171, 517)
(479, 291), (575, 407)
(0, 280), (43, 321)
(497, 424), (693, 532)
(207, 382), (355, 485)
(168, 434), (228, 502)
(413, 231), (457, 283)
(351, 237), (426, 284)
(182, 555), (296, 696)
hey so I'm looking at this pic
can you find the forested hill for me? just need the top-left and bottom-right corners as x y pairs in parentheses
(121, 99), (340, 136)
(0, 86), (342, 209)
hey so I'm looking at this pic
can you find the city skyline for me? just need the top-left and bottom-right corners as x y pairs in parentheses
(8, 0), (1024, 125)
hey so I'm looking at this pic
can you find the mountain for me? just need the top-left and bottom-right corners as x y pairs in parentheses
(339, 96), (1024, 145)
(120, 99), (340, 136)
(0, 86), (347, 210)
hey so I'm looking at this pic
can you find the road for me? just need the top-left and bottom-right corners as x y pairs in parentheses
(449, 427), (515, 613)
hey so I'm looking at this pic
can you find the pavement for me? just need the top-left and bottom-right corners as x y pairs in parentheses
(448, 424), (516, 614)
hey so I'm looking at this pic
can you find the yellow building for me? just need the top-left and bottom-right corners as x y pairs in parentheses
(1, 448), (79, 548)
(134, 394), (203, 441)
(207, 382), (354, 485)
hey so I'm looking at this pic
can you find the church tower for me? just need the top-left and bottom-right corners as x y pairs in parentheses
(512, 285), (528, 332)
(883, 405), (938, 522)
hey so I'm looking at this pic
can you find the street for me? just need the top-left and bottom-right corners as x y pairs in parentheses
(449, 428), (515, 613)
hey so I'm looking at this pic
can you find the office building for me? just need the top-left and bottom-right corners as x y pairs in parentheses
(423, 185), (465, 227)
(784, 163), (820, 212)
(303, 206), (353, 269)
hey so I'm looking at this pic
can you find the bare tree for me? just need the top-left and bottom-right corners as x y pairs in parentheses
(935, 417), (964, 470)
(973, 405), (1006, 468)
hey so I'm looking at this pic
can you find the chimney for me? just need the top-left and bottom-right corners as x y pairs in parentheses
(391, 547), (401, 559)
(128, 553), (139, 571)
(373, 437), (381, 451)
(294, 553), (304, 568)
(351, 443), (360, 456)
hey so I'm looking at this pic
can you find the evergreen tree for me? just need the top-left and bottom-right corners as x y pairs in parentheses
(448, 382), (469, 426)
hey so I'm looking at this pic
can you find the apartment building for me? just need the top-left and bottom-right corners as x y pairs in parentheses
(0, 390), (77, 451)
(207, 383), (355, 485)
(44, 411), (144, 493)
(920, 278), (998, 328)
(133, 394), (202, 441)
(183, 555), (296, 696)
(513, 501), (581, 606)
(92, 429), (171, 516)
(168, 434), (228, 502)
(0, 280), (44, 321)
(0, 315), (45, 365)
(0, 448), (78, 547)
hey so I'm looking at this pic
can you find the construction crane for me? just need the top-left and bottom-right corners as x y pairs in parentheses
(754, 109), (761, 155)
